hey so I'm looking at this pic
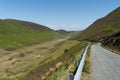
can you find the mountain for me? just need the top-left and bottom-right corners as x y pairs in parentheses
(4, 19), (53, 32)
(72, 7), (120, 41)
(0, 19), (61, 50)
(56, 29), (70, 35)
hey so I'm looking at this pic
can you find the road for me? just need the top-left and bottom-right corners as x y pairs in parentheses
(91, 45), (120, 80)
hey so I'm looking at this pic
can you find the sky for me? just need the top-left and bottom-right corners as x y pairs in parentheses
(0, 0), (120, 31)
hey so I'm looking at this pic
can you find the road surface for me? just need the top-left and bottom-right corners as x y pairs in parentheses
(91, 45), (120, 80)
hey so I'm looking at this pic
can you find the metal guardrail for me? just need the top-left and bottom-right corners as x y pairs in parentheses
(68, 44), (90, 80)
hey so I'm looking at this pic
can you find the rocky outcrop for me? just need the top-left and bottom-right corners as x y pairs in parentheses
(101, 31), (120, 49)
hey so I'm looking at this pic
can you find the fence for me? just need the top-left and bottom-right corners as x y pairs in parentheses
(68, 44), (90, 80)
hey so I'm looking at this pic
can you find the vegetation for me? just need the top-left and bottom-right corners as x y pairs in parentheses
(0, 78), (12, 80)
(0, 39), (66, 80)
(0, 19), (62, 50)
(24, 41), (87, 80)
(101, 31), (120, 54)
(1, 5), (120, 80)
(82, 48), (90, 74)
(0, 19), (72, 80)
(46, 42), (88, 80)
(105, 27), (116, 33)
(56, 29), (70, 35)
(0, 32), (59, 49)
(81, 45), (91, 80)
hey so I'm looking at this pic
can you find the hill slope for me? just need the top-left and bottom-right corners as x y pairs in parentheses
(0, 19), (60, 50)
(56, 29), (70, 35)
(72, 7), (120, 41)
(101, 31), (120, 51)
(4, 19), (53, 32)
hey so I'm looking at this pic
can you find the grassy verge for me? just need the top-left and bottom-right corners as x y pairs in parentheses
(0, 78), (13, 80)
(44, 41), (87, 80)
(81, 45), (91, 80)
(23, 41), (87, 80)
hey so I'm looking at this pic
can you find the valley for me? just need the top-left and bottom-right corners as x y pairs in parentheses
(0, 3), (120, 80)
(0, 38), (66, 80)
(0, 38), (88, 80)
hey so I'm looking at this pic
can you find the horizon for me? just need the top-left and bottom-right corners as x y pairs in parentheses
(0, 0), (120, 31)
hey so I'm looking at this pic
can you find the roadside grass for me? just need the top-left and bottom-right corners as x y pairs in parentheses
(0, 78), (13, 80)
(44, 41), (88, 80)
(23, 41), (87, 80)
(81, 45), (91, 80)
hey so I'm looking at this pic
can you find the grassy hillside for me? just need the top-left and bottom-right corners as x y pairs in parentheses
(0, 38), (87, 80)
(56, 29), (70, 35)
(24, 41), (87, 80)
(72, 7), (120, 41)
(0, 19), (61, 50)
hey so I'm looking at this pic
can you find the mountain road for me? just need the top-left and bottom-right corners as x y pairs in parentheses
(91, 45), (120, 80)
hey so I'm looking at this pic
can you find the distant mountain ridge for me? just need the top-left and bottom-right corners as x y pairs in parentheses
(1, 19), (54, 32)
(72, 7), (120, 41)
(56, 29), (70, 35)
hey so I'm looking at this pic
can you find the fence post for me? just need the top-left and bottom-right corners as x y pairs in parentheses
(76, 60), (80, 67)
(68, 74), (74, 80)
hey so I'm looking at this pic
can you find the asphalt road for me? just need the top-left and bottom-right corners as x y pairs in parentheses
(91, 45), (120, 80)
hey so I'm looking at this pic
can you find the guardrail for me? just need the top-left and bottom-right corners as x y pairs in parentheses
(68, 44), (90, 80)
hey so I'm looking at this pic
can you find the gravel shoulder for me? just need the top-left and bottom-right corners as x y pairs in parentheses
(91, 45), (120, 80)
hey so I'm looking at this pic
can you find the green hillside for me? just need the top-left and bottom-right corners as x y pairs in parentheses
(72, 7), (120, 41)
(0, 19), (61, 50)
(56, 29), (70, 35)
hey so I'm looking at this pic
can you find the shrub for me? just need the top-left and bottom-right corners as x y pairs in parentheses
(105, 27), (116, 33)
(4, 47), (17, 51)
(64, 49), (69, 53)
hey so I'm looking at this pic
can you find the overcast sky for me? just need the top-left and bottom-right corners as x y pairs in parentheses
(0, 0), (120, 31)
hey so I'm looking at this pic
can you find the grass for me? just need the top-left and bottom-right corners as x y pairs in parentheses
(0, 19), (64, 50)
(0, 19), (74, 80)
(0, 39), (67, 80)
(43, 41), (88, 80)
(105, 27), (116, 33)
(0, 40), (78, 80)
(82, 47), (91, 74)
(23, 41), (87, 80)
(0, 78), (13, 80)
(81, 45), (91, 80)
(0, 32), (58, 49)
